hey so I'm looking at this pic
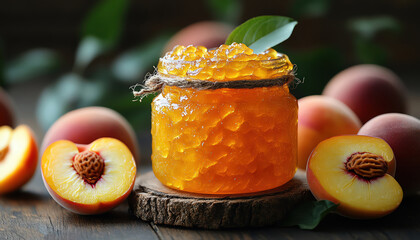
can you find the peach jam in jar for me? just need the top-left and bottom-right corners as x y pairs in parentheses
(151, 43), (297, 194)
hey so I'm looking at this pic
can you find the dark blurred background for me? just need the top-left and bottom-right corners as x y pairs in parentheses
(1, 0), (419, 162)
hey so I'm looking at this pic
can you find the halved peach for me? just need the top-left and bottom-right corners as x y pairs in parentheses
(41, 138), (136, 215)
(0, 125), (38, 194)
(307, 135), (402, 219)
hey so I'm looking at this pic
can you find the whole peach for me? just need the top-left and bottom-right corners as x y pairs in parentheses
(41, 107), (140, 164)
(298, 95), (362, 170)
(358, 113), (420, 195)
(323, 64), (407, 123)
(163, 21), (234, 54)
(0, 87), (15, 127)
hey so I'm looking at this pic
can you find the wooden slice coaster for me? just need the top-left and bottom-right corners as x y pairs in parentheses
(129, 170), (313, 229)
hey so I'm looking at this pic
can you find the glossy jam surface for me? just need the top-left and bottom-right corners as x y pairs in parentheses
(152, 43), (297, 194)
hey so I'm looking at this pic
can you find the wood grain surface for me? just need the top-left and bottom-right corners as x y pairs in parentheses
(2, 163), (419, 240)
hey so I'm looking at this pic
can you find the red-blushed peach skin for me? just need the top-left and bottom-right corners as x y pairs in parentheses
(323, 64), (407, 123)
(41, 107), (140, 164)
(0, 87), (15, 127)
(358, 113), (420, 194)
(298, 96), (362, 169)
(0, 125), (38, 194)
(306, 135), (402, 219)
(41, 138), (136, 215)
(163, 21), (234, 54)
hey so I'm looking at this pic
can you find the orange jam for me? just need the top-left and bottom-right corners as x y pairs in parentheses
(151, 43), (297, 194)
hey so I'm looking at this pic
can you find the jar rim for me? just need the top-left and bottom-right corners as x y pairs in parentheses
(159, 53), (287, 65)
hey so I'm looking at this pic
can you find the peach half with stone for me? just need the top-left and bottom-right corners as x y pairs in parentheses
(41, 138), (136, 215)
(306, 135), (402, 219)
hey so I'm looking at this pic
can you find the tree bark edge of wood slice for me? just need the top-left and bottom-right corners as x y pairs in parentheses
(128, 170), (313, 229)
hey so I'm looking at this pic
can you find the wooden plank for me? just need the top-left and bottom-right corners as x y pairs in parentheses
(0, 167), (159, 240)
(153, 194), (420, 240)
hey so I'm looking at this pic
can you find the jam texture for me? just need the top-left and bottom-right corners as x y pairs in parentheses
(152, 43), (297, 194)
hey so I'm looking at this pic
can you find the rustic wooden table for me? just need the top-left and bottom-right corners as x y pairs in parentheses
(1, 164), (420, 239)
(1, 81), (420, 239)
(1, 165), (420, 240)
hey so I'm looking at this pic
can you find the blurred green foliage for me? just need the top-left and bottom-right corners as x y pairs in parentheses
(287, 47), (344, 98)
(0, 0), (403, 133)
(75, 0), (129, 73)
(82, 0), (129, 48)
(348, 16), (401, 40)
(291, 0), (331, 18)
(36, 73), (110, 130)
(348, 15), (401, 65)
(5, 49), (61, 85)
(206, 0), (242, 25)
(112, 33), (172, 83)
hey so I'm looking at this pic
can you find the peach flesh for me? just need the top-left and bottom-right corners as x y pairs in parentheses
(307, 135), (402, 219)
(0, 125), (38, 194)
(41, 138), (136, 215)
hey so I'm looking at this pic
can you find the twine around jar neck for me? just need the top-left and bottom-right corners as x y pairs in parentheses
(132, 67), (299, 101)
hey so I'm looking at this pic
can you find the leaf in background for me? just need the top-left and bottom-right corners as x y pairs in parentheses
(75, 0), (129, 71)
(354, 38), (387, 65)
(74, 37), (108, 73)
(291, 0), (331, 18)
(347, 16), (400, 65)
(206, 0), (242, 25)
(348, 15), (401, 40)
(4, 49), (60, 84)
(112, 33), (172, 83)
(82, 0), (129, 47)
(36, 74), (82, 130)
(102, 92), (156, 132)
(225, 16), (297, 53)
(36, 73), (109, 130)
(284, 47), (344, 98)
(279, 200), (338, 230)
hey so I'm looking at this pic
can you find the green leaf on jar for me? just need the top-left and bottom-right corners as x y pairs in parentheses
(225, 16), (297, 53)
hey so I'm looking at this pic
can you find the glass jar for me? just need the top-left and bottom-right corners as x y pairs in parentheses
(151, 46), (297, 194)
